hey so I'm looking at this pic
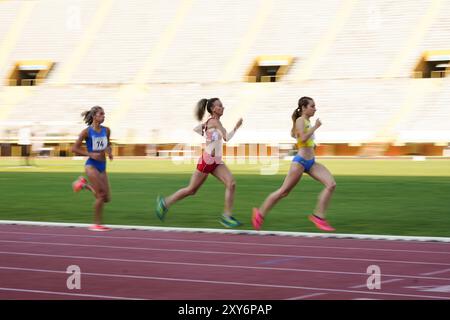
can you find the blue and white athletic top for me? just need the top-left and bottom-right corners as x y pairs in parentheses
(85, 126), (108, 153)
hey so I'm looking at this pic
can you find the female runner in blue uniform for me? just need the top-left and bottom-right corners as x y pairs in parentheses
(72, 106), (113, 231)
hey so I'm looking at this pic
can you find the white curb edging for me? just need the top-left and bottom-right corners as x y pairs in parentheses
(0, 220), (449, 243)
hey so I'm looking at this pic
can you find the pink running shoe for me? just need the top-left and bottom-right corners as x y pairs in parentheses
(72, 176), (87, 192)
(252, 208), (264, 231)
(308, 215), (335, 232)
(88, 224), (111, 232)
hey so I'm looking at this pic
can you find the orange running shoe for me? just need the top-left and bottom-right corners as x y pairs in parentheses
(252, 208), (264, 231)
(88, 224), (111, 232)
(72, 176), (88, 192)
(308, 215), (335, 232)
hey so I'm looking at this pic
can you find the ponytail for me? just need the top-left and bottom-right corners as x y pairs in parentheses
(81, 105), (103, 126)
(290, 108), (302, 138)
(195, 97), (219, 121)
(195, 99), (208, 121)
(290, 96), (312, 138)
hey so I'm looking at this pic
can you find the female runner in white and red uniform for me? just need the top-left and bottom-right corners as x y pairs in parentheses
(155, 98), (243, 228)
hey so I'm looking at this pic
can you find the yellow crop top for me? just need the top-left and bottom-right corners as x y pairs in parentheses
(297, 118), (315, 148)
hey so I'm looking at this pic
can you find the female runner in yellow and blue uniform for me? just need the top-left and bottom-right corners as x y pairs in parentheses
(252, 96), (337, 231)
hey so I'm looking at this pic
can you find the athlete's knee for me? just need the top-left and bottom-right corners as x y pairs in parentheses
(225, 179), (236, 190)
(278, 189), (291, 199)
(326, 181), (337, 191)
(103, 195), (111, 203)
(96, 190), (107, 200)
(185, 187), (198, 196)
(280, 191), (290, 198)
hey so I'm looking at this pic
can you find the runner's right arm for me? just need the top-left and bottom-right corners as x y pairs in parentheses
(72, 128), (103, 160)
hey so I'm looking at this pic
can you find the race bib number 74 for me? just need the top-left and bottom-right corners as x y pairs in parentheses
(92, 136), (108, 151)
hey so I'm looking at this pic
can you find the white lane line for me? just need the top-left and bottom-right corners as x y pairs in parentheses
(0, 265), (449, 300)
(420, 268), (450, 276)
(0, 251), (449, 281)
(286, 293), (326, 300)
(0, 230), (448, 255)
(1, 239), (449, 266)
(0, 287), (143, 300)
(350, 279), (404, 289)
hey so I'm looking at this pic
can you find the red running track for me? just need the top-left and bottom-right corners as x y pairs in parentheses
(0, 224), (449, 300)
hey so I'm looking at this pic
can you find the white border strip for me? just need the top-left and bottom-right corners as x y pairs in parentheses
(0, 220), (449, 243)
(0, 287), (142, 300)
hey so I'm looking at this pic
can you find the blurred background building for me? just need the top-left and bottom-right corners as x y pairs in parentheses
(0, 0), (449, 158)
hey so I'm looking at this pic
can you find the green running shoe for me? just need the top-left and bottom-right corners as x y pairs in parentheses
(220, 214), (242, 228)
(155, 195), (168, 221)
